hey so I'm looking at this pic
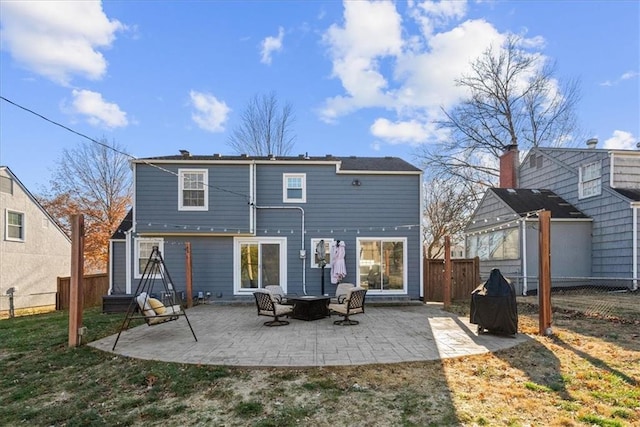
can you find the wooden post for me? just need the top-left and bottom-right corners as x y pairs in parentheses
(185, 242), (193, 308)
(443, 236), (452, 309)
(538, 210), (552, 336)
(68, 214), (84, 347)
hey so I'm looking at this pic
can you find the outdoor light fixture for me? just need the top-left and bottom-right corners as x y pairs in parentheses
(351, 179), (361, 186)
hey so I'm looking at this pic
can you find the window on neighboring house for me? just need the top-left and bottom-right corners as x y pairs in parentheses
(179, 169), (208, 211)
(579, 161), (601, 199)
(283, 173), (306, 203)
(136, 238), (164, 278)
(6, 210), (25, 241)
(466, 227), (519, 261)
(0, 176), (13, 194)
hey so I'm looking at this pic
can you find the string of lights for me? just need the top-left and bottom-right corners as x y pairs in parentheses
(466, 210), (544, 236)
(113, 222), (421, 237)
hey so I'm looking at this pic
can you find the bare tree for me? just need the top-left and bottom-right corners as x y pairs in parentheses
(419, 34), (581, 187)
(39, 139), (132, 273)
(227, 91), (296, 156)
(422, 178), (477, 259)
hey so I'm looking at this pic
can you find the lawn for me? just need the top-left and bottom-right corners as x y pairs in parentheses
(1, 300), (638, 426)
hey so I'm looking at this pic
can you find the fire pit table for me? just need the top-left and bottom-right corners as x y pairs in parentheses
(287, 295), (330, 321)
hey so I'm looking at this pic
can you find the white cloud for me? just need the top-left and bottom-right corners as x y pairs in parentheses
(370, 118), (431, 144)
(603, 130), (638, 150)
(320, 1), (548, 147)
(189, 90), (230, 133)
(260, 26), (284, 65)
(621, 71), (639, 80)
(71, 89), (128, 128)
(0, 0), (124, 85)
(600, 70), (639, 87)
(409, 0), (467, 37)
(320, 0), (403, 121)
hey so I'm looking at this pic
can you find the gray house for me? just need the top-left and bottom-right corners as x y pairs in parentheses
(110, 153), (423, 302)
(466, 141), (640, 294)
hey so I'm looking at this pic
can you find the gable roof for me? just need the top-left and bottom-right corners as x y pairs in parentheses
(111, 208), (133, 240)
(0, 166), (71, 242)
(489, 188), (589, 219)
(133, 154), (422, 173)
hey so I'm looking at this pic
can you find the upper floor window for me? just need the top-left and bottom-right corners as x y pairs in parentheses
(283, 173), (306, 203)
(5, 210), (24, 242)
(579, 161), (601, 199)
(179, 169), (208, 211)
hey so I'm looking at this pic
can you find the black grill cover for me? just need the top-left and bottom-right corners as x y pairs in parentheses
(470, 269), (518, 335)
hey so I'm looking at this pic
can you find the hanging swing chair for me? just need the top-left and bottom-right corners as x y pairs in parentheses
(112, 246), (197, 350)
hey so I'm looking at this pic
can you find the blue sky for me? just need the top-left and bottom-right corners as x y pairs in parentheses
(1, 0), (638, 192)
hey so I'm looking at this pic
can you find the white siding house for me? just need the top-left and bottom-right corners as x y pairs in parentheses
(0, 167), (71, 317)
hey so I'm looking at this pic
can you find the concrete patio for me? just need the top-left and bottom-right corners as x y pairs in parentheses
(89, 303), (530, 367)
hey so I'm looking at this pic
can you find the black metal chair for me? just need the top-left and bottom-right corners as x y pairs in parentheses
(328, 287), (367, 325)
(253, 289), (293, 326)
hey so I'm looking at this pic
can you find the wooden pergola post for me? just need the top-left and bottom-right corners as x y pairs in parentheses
(443, 236), (452, 309)
(68, 214), (84, 347)
(538, 210), (552, 336)
(185, 242), (193, 308)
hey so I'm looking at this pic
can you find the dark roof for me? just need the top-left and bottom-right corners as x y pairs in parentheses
(135, 154), (422, 173)
(490, 188), (589, 219)
(111, 209), (133, 240)
(613, 188), (640, 202)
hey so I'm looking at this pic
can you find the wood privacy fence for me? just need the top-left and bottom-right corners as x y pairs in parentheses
(423, 257), (480, 302)
(56, 273), (109, 310)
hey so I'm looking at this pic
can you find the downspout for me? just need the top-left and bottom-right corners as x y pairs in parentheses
(521, 217), (528, 295)
(125, 229), (132, 294)
(252, 204), (306, 295)
(633, 204), (638, 291)
(249, 162), (255, 234)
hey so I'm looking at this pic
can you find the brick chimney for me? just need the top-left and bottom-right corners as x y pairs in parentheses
(499, 144), (519, 188)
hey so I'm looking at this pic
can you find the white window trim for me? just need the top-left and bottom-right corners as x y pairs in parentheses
(5, 209), (25, 242)
(233, 237), (287, 295)
(283, 173), (306, 203)
(578, 161), (602, 199)
(178, 168), (209, 211)
(135, 238), (165, 279)
(310, 238), (335, 268)
(356, 237), (408, 294)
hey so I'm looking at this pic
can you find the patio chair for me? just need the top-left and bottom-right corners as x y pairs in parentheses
(328, 287), (367, 325)
(264, 285), (288, 304)
(253, 289), (293, 326)
(331, 282), (355, 304)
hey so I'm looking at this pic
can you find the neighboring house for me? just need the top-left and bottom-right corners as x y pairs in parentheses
(466, 141), (640, 293)
(0, 166), (71, 316)
(110, 153), (423, 302)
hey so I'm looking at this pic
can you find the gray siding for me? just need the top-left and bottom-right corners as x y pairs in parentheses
(521, 148), (636, 278)
(110, 241), (127, 294)
(611, 153), (640, 188)
(255, 164), (422, 298)
(134, 163), (252, 234)
(120, 160), (422, 301)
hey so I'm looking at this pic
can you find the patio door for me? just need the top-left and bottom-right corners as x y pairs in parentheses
(235, 237), (286, 293)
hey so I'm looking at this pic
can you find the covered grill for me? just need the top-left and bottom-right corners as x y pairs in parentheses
(470, 269), (518, 336)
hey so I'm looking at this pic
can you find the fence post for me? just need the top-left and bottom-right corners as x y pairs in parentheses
(538, 210), (552, 336)
(185, 242), (193, 308)
(68, 214), (85, 347)
(443, 236), (451, 309)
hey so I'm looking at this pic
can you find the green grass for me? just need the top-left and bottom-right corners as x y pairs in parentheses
(1, 304), (638, 426)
